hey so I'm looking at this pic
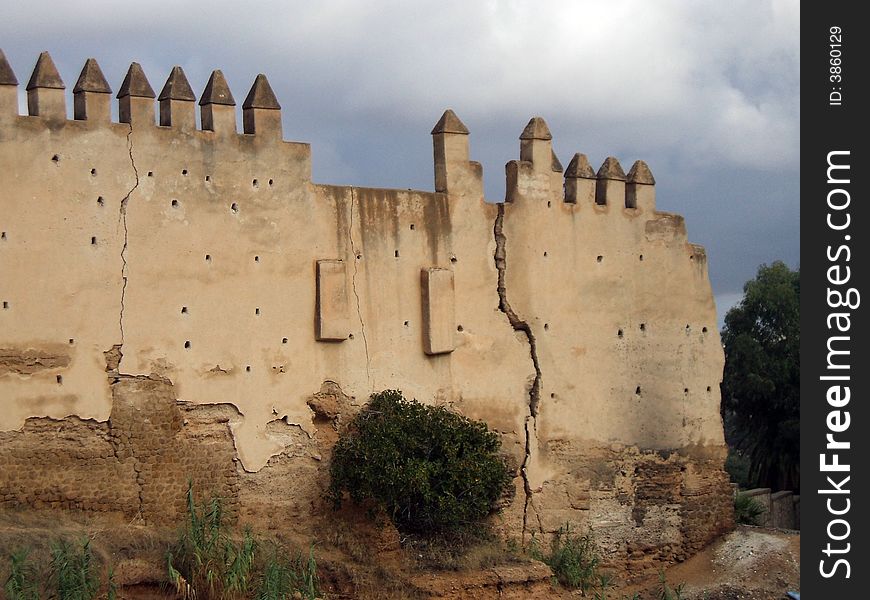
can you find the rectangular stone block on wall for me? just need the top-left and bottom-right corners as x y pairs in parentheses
(421, 268), (455, 355)
(315, 260), (350, 342)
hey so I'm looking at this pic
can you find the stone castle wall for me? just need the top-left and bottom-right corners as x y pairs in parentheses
(0, 50), (733, 572)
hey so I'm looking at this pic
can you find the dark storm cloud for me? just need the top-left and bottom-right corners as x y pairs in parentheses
(0, 0), (799, 323)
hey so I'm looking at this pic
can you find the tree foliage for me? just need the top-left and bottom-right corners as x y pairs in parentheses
(328, 390), (513, 534)
(721, 261), (799, 491)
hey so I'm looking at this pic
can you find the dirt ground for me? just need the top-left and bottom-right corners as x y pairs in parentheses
(617, 526), (801, 600)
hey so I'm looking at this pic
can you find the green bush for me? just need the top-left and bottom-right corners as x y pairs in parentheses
(328, 390), (513, 534)
(724, 448), (751, 489)
(530, 525), (607, 593)
(734, 492), (766, 525)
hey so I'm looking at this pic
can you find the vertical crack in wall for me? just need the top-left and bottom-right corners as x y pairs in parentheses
(494, 202), (544, 541)
(119, 125), (139, 351)
(347, 187), (372, 387)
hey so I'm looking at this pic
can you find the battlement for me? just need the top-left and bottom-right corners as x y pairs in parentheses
(0, 49), (731, 565)
(2, 51), (666, 220)
(1, 51), (287, 141)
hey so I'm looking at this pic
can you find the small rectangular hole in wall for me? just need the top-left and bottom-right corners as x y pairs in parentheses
(91, 236), (97, 245)
(56, 375), (63, 384)
(2, 301), (8, 309)
(184, 341), (191, 349)
(97, 197), (104, 206)
(1, 232), (6, 240)
(182, 169), (188, 176)
(255, 308), (260, 315)
(181, 306), (188, 314)
(147, 171), (153, 177)
(205, 175), (211, 182)
(68, 338), (74, 344)
(395, 250), (400, 258)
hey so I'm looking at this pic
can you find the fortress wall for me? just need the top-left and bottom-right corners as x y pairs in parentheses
(0, 52), (731, 572)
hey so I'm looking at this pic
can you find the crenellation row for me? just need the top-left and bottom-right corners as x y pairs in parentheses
(0, 50), (282, 138)
(430, 108), (657, 210)
(2, 49), (660, 211)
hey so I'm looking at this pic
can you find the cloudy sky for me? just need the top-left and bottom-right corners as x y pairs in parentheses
(1, 0), (799, 325)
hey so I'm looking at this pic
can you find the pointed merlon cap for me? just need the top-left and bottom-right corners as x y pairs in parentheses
(117, 63), (155, 99)
(519, 116), (552, 140)
(158, 66), (196, 101)
(551, 149), (563, 172)
(73, 58), (111, 94)
(26, 51), (64, 90)
(565, 153), (596, 178)
(0, 49), (18, 85)
(597, 156), (626, 181)
(242, 74), (280, 109)
(627, 159), (656, 185)
(199, 70), (235, 106)
(431, 109), (469, 135)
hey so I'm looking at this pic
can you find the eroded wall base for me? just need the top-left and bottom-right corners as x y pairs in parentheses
(0, 368), (732, 579)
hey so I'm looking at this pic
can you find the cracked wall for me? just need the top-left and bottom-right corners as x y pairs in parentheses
(0, 54), (731, 574)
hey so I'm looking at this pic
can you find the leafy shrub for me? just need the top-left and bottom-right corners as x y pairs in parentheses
(4, 549), (39, 600)
(49, 537), (100, 600)
(329, 390), (512, 534)
(724, 449), (751, 489)
(734, 492), (766, 525)
(530, 525), (607, 593)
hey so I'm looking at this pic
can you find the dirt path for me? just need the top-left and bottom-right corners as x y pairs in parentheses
(617, 526), (800, 600)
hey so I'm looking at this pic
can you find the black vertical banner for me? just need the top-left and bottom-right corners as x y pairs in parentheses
(802, 3), (868, 596)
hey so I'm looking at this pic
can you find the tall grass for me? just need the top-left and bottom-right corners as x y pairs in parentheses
(167, 484), (256, 600)
(530, 524), (609, 594)
(657, 570), (686, 600)
(257, 546), (319, 600)
(4, 549), (39, 600)
(168, 483), (320, 600)
(49, 537), (100, 600)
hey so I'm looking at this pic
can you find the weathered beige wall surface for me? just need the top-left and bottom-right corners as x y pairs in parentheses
(0, 53), (732, 573)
